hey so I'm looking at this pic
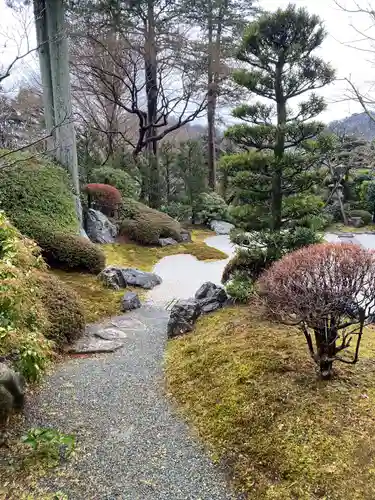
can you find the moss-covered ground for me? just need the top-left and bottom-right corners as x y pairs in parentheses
(53, 229), (227, 323)
(165, 305), (375, 500)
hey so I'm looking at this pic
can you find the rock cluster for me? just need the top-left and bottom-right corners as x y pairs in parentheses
(98, 266), (162, 290)
(167, 282), (229, 338)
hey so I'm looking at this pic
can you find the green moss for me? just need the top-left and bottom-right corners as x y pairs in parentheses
(0, 153), (78, 235)
(165, 306), (375, 499)
(327, 222), (375, 233)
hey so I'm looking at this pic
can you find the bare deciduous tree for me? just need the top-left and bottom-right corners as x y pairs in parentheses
(259, 242), (375, 379)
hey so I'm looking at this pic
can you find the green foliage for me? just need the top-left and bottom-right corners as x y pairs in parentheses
(119, 198), (183, 245)
(225, 275), (254, 303)
(173, 140), (207, 203)
(193, 192), (228, 223)
(36, 273), (85, 347)
(22, 427), (75, 464)
(224, 227), (321, 284)
(222, 247), (269, 284)
(90, 166), (139, 199)
(283, 194), (324, 221)
(15, 337), (51, 382)
(0, 156), (78, 235)
(29, 225), (105, 274)
(359, 180), (375, 213)
(224, 5), (334, 231)
(0, 212), (52, 381)
(160, 202), (192, 221)
(349, 209), (373, 225)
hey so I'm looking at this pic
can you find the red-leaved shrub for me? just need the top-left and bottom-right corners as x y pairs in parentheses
(259, 243), (375, 378)
(85, 183), (122, 217)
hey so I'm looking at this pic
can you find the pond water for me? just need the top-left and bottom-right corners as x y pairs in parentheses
(147, 235), (236, 304)
(324, 233), (375, 249)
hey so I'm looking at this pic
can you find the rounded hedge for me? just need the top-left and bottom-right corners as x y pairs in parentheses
(29, 224), (105, 274)
(0, 157), (78, 234)
(119, 198), (183, 245)
(349, 209), (373, 225)
(36, 272), (85, 347)
(91, 166), (139, 199)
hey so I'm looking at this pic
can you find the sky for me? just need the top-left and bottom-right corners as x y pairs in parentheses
(0, 0), (375, 123)
(261, 0), (375, 122)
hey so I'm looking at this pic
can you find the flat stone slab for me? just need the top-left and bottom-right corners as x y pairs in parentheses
(94, 328), (128, 341)
(66, 338), (125, 354)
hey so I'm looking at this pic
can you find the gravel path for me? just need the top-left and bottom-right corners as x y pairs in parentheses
(27, 305), (238, 500)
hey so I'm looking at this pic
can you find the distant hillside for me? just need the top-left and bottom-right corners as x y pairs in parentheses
(329, 112), (375, 140)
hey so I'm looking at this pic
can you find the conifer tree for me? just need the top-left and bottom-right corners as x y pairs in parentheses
(224, 5), (335, 230)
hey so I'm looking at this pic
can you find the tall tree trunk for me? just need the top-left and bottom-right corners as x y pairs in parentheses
(145, 0), (160, 209)
(272, 58), (286, 231)
(33, 0), (55, 151)
(34, 0), (84, 232)
(207, 0), (216, 191)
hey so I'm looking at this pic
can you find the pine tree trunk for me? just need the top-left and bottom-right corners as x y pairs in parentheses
(272, 59), (286, 231)
(145, 0), (160, 209)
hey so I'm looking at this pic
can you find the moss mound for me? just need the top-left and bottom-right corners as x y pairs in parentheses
(0, 213), (52, 381)
(36, 272), (85, 347)
(30, 225), (105, 274)
(119, 198), (183, 245)
(166, 306), (375, 499)
(0, 155), (78, 235)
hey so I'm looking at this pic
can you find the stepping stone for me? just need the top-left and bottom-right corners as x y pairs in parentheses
(66, 337), (125, 354)
(94, 328), (128, 341)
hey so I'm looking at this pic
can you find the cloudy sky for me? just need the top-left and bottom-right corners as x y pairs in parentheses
(262, 0), (375, 122)
(1, 0), (375, 123)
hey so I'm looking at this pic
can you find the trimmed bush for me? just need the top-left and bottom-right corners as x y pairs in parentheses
(349, 209), (372, 225)
(119, 198), (183, 245)
(225, 275), (254, 303)
(0, 157), (78, 234)
(193, 192), (228, 223)
(259, 243), (375, 378)
(85, 183), (122, 217)
(29, 225), (105, 274)
(0, 212), (52, 381)
(91, 166), (139, 199)
(222, 247), (269, 284)
(36, 273), (85, 347)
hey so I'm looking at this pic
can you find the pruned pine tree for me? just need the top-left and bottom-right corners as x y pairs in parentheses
(224, 5), (335, 230)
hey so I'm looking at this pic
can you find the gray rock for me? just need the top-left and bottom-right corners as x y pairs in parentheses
(195, 281), (218, 300)
(159, 237), (178, 247)
(66, 338), (125, 354)
(210, 220), (235, 235)
(121, 292), (141, 311)
(167, 299), (201, 338)
(195, 281), (228, 314)
(181, 231), (192, 243)
(98, 266), (162, 290)
(86, 209), (118, 244)
(349, 216), (364, 228)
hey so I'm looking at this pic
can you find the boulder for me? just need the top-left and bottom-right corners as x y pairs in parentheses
(349, 216), (364, 228)
(210, 220), (235, 235)
(167, 299), (201, 338)
(181, 230), (192, 243)
(195, 281), (217, 300)
(86, 208), (118, 244)
(98, 266), (162, 290)
(195, 281), (228, 314)
(159, 237), (178, 247)
(121, 291), (141, 311)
